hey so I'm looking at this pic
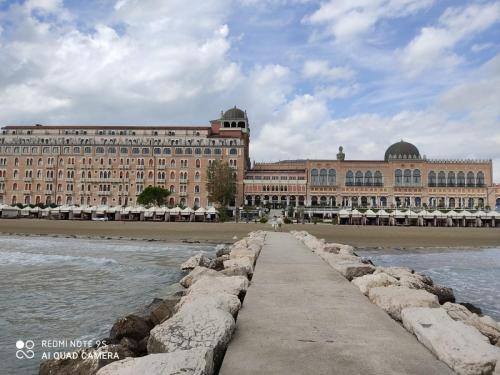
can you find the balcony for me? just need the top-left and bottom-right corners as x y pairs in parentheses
(179, 191), (187, 197)
(98, 191), (112, 196)
(23, 190), (32, 194)
(45, 190), (53, 194)
(180, 179), (188, 184)
(136, 165), (144, 170)
(24, 177), (32, 182)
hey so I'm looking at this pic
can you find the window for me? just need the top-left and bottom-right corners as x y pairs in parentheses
(142, 148), (149, 155)
(163, 148), (171, 155)
(476, 171), (485, 186)
(438, 171), (446, 187)
(447, 172), (456, 187)
(395, 169), (402, 185)
(154, 148), (161, 155)
(457, 172), (465, 187)
(428, 171), (436, 186)
(319, 169), (327, 185)
(328, 169), (336, 185)
(204, 148), (211, 155)
(345, 171), (354, 186)
(84, 147), (92, 154)
(120, 147), (128, 154)
(355, 171), (363, 186)
(467, 172), (475, 186)
(402, 169), (411, 184)
(229, 148), (237, 155)
(365, 171), (373, 186)
(310, 169), (319, 185)
(374, 171), (383, 186)
(413, 169), (421, 184)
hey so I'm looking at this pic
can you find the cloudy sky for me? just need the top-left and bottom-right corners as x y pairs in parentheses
(1, 0), (499, 178)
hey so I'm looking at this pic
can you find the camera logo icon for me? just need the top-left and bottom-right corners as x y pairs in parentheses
(16, 340), (35, 359)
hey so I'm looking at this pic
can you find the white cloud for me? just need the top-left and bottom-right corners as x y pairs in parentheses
(304, 0), (435, 42)
(0, 0), (290, 126)
(303, 60), (355, 81)
(400, 2), (500, 77)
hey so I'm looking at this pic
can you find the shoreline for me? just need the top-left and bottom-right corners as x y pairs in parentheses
(1, 219), (500, 248)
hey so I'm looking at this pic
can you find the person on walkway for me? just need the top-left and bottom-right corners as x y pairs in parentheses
(271, 215), (278, 231)
(277, 216), (283, 232)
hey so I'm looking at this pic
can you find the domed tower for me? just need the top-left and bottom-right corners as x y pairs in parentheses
(384, 140), (421, 161)
(220, 106), (249, 133)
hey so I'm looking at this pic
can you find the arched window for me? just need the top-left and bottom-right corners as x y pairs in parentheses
(438, 172), (446, 187)
(374, 171), (383, 186)
(476, 171), (484, 186)
(319, 169), (327, 185)
(355, 171), (363, 186)
(413, 169), (421, 184)
(395, 169), (402, 185)
(447, 172), (456, 187)
(310, 169), (319, 185)
(457, 172), (465, 187)
(428, 171), (436, 186)
(466, 172), (475, 186)
(196, 159), (201, 168)
(403, 169), (411, 184)
(364, 171), (373, 186)
(345, 171), (354, 186)
(328, 169), (336, 185)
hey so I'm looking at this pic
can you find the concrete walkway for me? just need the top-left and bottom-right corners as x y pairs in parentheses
(219, 232), (454, 375)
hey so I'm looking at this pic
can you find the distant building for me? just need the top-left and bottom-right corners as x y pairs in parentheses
(244, 141), (499, 210)
(1, 109), (499, 210)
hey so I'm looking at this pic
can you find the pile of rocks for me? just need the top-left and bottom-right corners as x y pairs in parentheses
(97, 230), (265, 375)
(291, 230), (500, 375)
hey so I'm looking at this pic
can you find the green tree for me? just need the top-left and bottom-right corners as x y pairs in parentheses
(206, 160), (236, 218)
(137, 186), (171, 206)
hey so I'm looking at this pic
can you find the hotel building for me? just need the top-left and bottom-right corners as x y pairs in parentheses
(0, 107), (250, 208)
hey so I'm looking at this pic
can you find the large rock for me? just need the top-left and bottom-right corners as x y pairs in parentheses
(351, 272), (399, 296)
(229, 247), (257, 265)
(149, 297), (180, 326)
(180, 266), (220, 288)
(109, 315), (152, 342)
(215, 244), (231, 257)
(424, 284), (455, 304)
(323, 254), (375, 280)
(402, 307), (500, 375)
(39, 345), (134, 375)
(368, 286), (439, 321)
(223, 257), (253, 277)
(147, 302), (235, 371)
(181, 252), (212, 270)
(443, 302), (500, 345)
(96, 348), (213, 375)
(377, 267), (454, 304)
(177, 292), (241, 317)
(187, 275), (249, 301)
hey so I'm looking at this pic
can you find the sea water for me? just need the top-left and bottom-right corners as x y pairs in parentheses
(0, 235), (216, 375)
(358, 247), (500, 320)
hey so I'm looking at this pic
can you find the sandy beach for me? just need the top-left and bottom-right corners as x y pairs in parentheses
(1, 219), (499, 248)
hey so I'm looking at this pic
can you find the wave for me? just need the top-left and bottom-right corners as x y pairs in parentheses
(0, 251), (118, 267)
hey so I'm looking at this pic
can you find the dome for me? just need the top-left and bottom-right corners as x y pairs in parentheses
(222, 106), (246, 120)
(384, 140), (420, 161)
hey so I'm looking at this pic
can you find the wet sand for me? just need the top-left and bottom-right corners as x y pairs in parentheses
(1, 219), (499, 248)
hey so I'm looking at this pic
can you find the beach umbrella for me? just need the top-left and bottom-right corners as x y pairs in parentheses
(181, 207), (194, 215)
(144, 207), (156, 217)
(207, 206), (219, 214)
(169, 207), (182, 215)
(195, 207), (207, 215)
(338, 209), (350, 218)
(394, 210), (407, 219)
(155, 206), (167, 215)
(407, 210), (419, 219)
(364, 209), (376, 218)
(351, 209), (361, 218)
(377, 209), (389, 217)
